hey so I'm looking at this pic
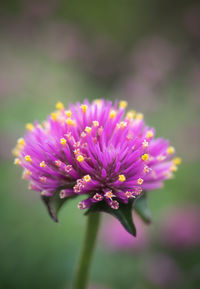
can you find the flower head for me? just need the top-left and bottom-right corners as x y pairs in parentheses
(13, 100), (180, 215)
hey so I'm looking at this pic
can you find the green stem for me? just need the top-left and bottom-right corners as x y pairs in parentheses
(73, 212), (101, 289)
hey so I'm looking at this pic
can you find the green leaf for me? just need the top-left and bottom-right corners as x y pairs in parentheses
(41, 188), (76, 222)
(134, 193), (151, 224)
(86, 200), (136, 237)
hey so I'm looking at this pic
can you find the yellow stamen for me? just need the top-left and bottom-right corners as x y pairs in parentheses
(55, 160), (61, 167)
(93, 120), (99, 127)
(65, 110), (72, 118)
(109, 110), (117, 119)
(26, 123), (34, 131)
(117, 121), (127, 129)
(51, 113), (57, 121)
(144, 166), (150, 173)
(40, 176), (47, 183)
(85, 126), (92, 134)
(105, 191), (115, 199)
(22, 169), (31, 179)
(40, 161), (46, 168)
(126, 134), (133, 141)
(141, 153), (149, 161)
(77, 155), (84, 162)
(37, 124), (43, 129)
(75, 141), (80, 148)
(146, 130), (153, 138)
(81, 132), (86, 138)
(14, 158), (21, 165)
(84, 175), (91, 182)
(136, 113), (143, 120)
(165, 172), (173, 179)
(119, 100), (128, 109)
(137, 178), (143, 185)
(171, 165), (178, 172)
(59, 117), (66, 125)
(60, 138), (67, 146)
(118, 174), (126, 182)
(56, 101), (64, 110)
(81, 104), (88, 113)
(142, 140), (149, 148)
(25, 155), (32, 162)
(12, 140), (25, 157)
(17, 138), (25, 146)
(125, 191), (134, 198)
(94, 99), (102, 106)
(41, 190), (48, 196)
(126, 110), (136, 120)
(42, 121), (48, 128)
(28, 183), (34, 190)
(167, 146), (175, 155)
(12, 147), (20, 157)
(66, 118), (75, 126)
(135, 187), (142, 195)
(65, 132), (72, 140)
(74, 149), (80, 155)
(173, 157), (182, 166)
(157, 155), (165, 161)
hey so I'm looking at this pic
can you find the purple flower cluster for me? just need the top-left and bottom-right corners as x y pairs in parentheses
(13, 100), (181, 211)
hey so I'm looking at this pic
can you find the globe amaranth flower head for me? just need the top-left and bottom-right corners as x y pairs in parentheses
(13, 99), (181, 229)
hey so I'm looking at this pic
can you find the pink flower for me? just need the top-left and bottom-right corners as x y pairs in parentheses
(13, 100), (180, 218)
(160, 205), (200, 249)
(143, 254), (182, 287)
(101, 213), (149, 252)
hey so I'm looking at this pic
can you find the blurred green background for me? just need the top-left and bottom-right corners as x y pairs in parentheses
(0, 1), (200, 288)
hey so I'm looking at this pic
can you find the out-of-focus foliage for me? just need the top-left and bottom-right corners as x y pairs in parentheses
(0, 1), (200, 288)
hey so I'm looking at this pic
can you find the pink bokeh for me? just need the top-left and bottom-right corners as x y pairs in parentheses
(143, 253), (182, 287)
(101, 213), (149, 252)
(160, 205), (200, 249)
